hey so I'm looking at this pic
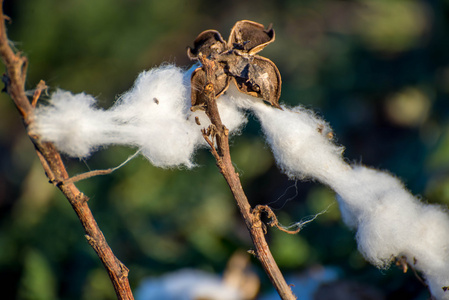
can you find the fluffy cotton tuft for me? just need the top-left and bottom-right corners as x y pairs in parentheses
(135, 269), (242, 300)
(222, 90), (449, 299)
(33, 91), (106, 157)
(224, 86), (348, 181)
(333, 167), (449, 300)
(34, 66), (247, 168)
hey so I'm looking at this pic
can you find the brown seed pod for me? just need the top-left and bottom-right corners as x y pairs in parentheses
(228, 55), (281, 109)
(188, 20), (282, 109)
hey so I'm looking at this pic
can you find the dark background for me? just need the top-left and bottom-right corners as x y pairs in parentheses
(1, 0), (448, 299)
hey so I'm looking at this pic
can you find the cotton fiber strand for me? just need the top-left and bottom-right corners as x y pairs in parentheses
(333, 167), (449, 300)
(226, 91), (449, 299)
(34, 66), (247, 168)
(224, 87), (348, 182)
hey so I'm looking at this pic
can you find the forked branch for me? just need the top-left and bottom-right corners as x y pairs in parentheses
(0, 3), (134, 299)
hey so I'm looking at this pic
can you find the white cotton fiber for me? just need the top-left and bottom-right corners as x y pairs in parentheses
(330, 167), (409, 229)
(225, 90), (449, 299)
(110, 66), (200, 167)
(34, 66), (247, 168)
(224, 86), (348, 182)
(332, 167), (449, 274)
(135, 269), (242, 300)
(33, 90), (107, 157)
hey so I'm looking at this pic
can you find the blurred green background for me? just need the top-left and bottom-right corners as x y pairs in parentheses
(1, 0), (449, 299)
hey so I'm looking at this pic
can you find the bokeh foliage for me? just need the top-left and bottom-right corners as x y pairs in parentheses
(1, 0), (449, 299)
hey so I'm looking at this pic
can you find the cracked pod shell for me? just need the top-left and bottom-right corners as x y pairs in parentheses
(228, 20), (275, 55)
(190, 66), (230, 107)
(230, 55), (282, 109)
(187, 30), (227, 60)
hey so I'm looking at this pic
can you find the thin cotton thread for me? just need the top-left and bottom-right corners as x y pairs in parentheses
(65, 149), (141, 184)
(280, 203), (333, 232)
(266, 180), (299, 209)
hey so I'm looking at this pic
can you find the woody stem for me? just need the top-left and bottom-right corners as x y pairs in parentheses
(199, 55), (297, 300)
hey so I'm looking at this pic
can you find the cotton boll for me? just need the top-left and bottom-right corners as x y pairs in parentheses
(34, 62), (449, 298)
(185, 72), (248, 136)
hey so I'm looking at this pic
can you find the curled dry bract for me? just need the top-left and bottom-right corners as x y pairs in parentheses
(229, 20), (274, 55)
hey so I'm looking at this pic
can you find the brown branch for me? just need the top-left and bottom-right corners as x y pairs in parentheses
(0, 3), (134, 299)
(31, 79), (47, 107)
(198, 55), (297, 300)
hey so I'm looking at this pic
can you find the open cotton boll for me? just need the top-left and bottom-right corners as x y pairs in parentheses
(185, 70), (248, 136)
(34, 65), (248, 168)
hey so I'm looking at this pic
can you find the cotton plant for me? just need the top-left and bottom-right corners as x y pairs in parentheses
(32, 21), (449, 300)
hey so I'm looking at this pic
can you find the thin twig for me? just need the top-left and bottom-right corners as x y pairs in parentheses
(395, 256), (428, 287)
(0, 3), (134, 299)
(31, 79), (47, 107)
(198, 55), (297, 300)
(64, 149), (141, 185)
